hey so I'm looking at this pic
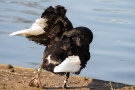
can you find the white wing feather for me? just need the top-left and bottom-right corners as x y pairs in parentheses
(9, 18), (48, 37)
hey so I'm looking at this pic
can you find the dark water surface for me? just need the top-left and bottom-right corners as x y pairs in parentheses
(0, 0), (135, 85)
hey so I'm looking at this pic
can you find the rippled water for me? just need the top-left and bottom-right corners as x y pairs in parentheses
(0, 0), (135, 85)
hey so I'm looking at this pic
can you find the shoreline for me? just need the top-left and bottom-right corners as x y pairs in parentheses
(0, 64), (134, 90)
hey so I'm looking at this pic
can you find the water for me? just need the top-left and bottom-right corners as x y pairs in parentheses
(0, 0), (135, 85)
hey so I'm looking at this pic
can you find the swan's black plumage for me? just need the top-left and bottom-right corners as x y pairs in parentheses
(42, 26), (93, 75)
(27, 5), (73, 46)
(61, 27), (93, 74)
(42, 41), (68, 73)
(9, 5), (93, 89)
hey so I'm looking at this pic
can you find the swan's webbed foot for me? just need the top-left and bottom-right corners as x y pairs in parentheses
(29, 73), (42, 88)
(29, 64), (43, 88)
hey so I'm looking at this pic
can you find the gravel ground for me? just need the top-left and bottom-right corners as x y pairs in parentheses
(0, 64), (134, 90)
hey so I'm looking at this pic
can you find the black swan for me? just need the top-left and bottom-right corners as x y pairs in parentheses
(9, 5), (93, 89)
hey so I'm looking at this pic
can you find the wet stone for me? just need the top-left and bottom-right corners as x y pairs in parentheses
(9, 69), (14, 72)
(2, 87), (6, 89)
(18, 81), (22, 83)
(83, 77), (89, 81)
(6, 64), (13, 69)
(3, 84), (6, 86)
